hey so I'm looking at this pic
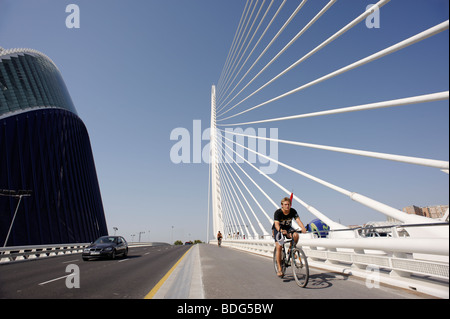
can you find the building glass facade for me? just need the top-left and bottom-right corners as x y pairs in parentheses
(0, 48), (108, 246)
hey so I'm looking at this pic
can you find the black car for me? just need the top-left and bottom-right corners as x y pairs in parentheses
(82, 236), (128, 261)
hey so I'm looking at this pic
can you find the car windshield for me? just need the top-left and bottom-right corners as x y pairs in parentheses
(94, 237), (117, 244)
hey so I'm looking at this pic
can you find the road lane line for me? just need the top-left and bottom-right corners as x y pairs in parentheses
(118, 258), (130, 263)
(39, 274), (76, 286)
(144, 246), (192, 299)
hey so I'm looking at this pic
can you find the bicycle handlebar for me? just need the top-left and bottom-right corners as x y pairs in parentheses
(276, 228), (302, 245)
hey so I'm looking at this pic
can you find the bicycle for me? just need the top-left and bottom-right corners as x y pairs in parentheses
(273, 229), (309, 288)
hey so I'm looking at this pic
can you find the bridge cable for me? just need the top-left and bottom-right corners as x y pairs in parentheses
(219, 133), (344, 229)
(217, 0), (255, 98)
(221, 133), (436, 225)
(219, 91), (449, 127)
(218, 0), (336, 115)
(217, 136), (277, 222)
(218, 162), (247, 238)
(217, 0), (251, 94)
(216, 0), (284, 112)
(217, 0), (304, 112)
(215, 134), (275, 229)
(217, 0), (272, 107)
(218, 19), (449, 122)
(218, 0), (301, 108)
(217, 0), (391, 119)
(218, 161), (260, 238)
(220, 148), (271, 237)
(218, 0), (268, 103)
(221, 157), (272, 236)
(220, 127), (449, 171)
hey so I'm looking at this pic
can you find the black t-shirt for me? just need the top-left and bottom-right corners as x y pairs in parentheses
(273, 208), (299, 230)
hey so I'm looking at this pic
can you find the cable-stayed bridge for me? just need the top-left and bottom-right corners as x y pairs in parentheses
(0, 0), (448, 300)
(208, 0), (448, 298)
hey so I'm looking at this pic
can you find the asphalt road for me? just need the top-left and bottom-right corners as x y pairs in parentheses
(0, 245), (190, 299)
(0, 244), (433, 300)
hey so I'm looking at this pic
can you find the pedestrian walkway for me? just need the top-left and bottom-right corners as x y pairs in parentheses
(152, 244), (203, 299)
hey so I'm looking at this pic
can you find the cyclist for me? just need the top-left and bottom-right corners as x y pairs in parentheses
(217, 231), (223, 247)
(273, 196), (306, 277)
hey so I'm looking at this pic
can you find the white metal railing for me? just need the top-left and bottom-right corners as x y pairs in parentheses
(0, 242), (168, 264)
(0, 243), (89, 263)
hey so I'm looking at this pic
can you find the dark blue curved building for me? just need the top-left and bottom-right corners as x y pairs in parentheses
(0, 47), (108, 246)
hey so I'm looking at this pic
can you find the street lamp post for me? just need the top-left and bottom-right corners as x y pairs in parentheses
(0, 189), (32, 247)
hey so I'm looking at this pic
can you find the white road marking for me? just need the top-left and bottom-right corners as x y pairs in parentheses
(118, 258), (130, 263)
(39, 274), (76, 286)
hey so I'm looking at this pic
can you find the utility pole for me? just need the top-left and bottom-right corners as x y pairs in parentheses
(0, 189), (32, 247)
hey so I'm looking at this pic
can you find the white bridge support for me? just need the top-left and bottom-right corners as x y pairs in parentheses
(210, 85), (224, 236)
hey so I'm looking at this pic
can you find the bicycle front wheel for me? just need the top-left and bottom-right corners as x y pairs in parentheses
(291, 248), (309, 287)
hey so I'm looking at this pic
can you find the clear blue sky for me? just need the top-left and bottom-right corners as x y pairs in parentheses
(1, 0), (448, 243)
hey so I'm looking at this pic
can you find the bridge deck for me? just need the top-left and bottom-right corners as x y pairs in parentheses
(153, 244), (429, 299)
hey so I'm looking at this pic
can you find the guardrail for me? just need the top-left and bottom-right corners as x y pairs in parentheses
(0, 242), (172, 264)
(212, 223), (449, 298)
(0, 243), (89, 263)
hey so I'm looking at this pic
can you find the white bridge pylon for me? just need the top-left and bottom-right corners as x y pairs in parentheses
(208, 0), (448, 241)
(210, 85), (225, 237)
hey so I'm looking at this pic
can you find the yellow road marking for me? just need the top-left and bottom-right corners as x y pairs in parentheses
(144, 246), (193, 299)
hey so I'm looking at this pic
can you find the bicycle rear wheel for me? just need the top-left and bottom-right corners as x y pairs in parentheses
(273, 247), (286, 276)
(291, 248), (309, 287)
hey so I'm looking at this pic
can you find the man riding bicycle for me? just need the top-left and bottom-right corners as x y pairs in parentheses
(273, 196), (306, 277)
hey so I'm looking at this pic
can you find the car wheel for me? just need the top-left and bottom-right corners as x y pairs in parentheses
(123, 248), (128, 258)
(110, 249), (116, 260)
